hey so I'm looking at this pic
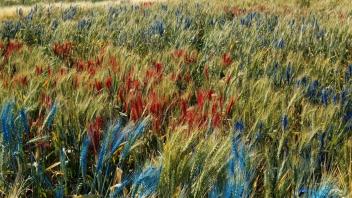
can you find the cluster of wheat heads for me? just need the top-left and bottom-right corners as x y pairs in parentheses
(0, 0), (351, 197)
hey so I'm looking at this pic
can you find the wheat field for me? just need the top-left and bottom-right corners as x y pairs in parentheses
(0, 0), (352, 197)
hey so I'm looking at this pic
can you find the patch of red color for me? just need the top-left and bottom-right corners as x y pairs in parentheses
(185, 106), (196, 126)
(87, 59), (95, 68)
(252, 5), (267, 13)
(172, 49), (184, 59)
(170, 72), (177, 81)
(117, 86), (125, 105)
(129, 90), (144, 122)
(47, 66), (52, 76)
(207, 90), (215, 100)
(148, 91), (166, 131)
(87, 59), (99, 76)
(109, 56), (119, 73)
(20, 76), (28, 86)
(3, 41), (23, 60)
(75, 59), (85, 72)
(184, 52), (197, 64)
(88, 66), (96, 76)
(142, 2), (154, 8)
(16, 75), (28, 87)
(154, 62), (163, 73)
(118, 72), (144, 120)
(180, 99), (188, 117)
(148, 91), (163, 115)
(196, 90), (207, 110)
(74, 58), (102, 76)
(178, 89), (231, 129)
(226, 97), (235, 116)
(88, 117), (104, 155)
(94, 80), (103, 92)
(145, 62), (164, 83)
(211, 99), (218, 115)
(40, 93), (52, 109)
(95, 55), (104, 66)
(125, 73), (140, 92)
(72, 75), (80, 88)
(212, 112), (221, 127)
(59, 67), (67, 75)
(51, 79), (57, 89)
(35, 66), (44, 75)
(184, 70), (191, 82)
(222, 52), (232, 66)
(225, 74), (232, 84)
(224, 6), (246, 17)
(204, 65), (209, 80)
(52, 41), (73, 59)
(37, 141), (51, 149)
(105, 76), (113, 90)
(2, 79), (9, 88)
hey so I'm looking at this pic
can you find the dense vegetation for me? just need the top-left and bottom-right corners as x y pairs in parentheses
(0, 0), (107, 6)
(0, 0), (352, 197)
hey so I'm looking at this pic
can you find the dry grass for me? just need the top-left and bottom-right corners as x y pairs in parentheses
(0, 0), (165, 19)
(1, 0), (351, 20)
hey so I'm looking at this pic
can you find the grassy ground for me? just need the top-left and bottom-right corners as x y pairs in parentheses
(0, 0), (108, 6)
(0, 0), (352, 197)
